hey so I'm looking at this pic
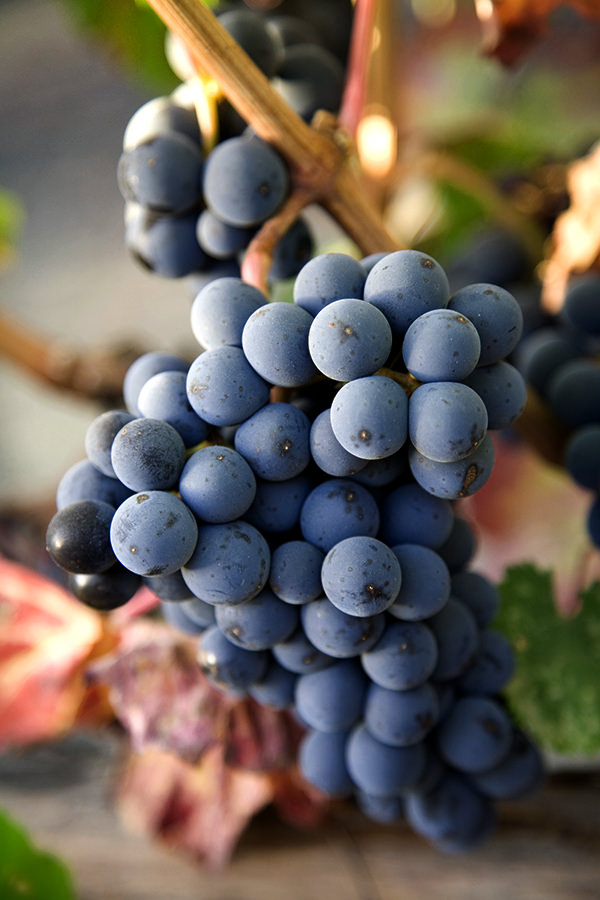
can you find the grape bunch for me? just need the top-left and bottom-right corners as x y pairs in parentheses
(117, 2), (351, 285)
(514, 275), (600, 547)
(46, 244), (542, 852)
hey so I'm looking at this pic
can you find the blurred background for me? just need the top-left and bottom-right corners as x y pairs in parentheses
(1, 1), (600, 897)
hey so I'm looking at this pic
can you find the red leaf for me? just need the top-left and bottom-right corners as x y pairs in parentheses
(225, 700), (304, 771)
(0, 556), (115, 747)
(118, 746), (274, 869)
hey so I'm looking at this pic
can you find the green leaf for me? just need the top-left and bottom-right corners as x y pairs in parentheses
(495, 565), (600, 757)
(0, 809), (76, 900)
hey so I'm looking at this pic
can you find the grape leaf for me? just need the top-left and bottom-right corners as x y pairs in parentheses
(0, 557), (116, 748)
(0, 809), (75, 900)
(495, 563), (600, 756)
(117, 745), (274, 869)
(478, 0), (600, 66)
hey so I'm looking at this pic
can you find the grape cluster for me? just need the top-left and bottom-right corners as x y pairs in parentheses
(117, 3), (352, 284)
(46, 246), (541, 852)
(515, 275), (600, 547)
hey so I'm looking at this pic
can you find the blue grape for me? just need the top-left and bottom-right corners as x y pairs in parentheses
(361, 620), (438, 690)
(56, 459), (132, 510)
(565, 425), (600, 490)
(448, 282), (523, 366)
(187, 258), (242, 294)
(356, 791), (404, 824)
(409, 382), (488, 463)
(268, 216), (313, 281)
(450, 570), (500, 629)
(562, 276), (600, 335)
(144, 570), (195, 602)
(463, 361), (527, 430)
(196, 209), (256, 260)
(379, 484), (454, 550)
(321, 536), (402, 617)
(214, 586), (299, 650)
(180, 520), (270, 605)
(245, 474), (313, 533)
(293, 252), (366, 316)
(470, 729), (544, 800)
(234, 402), (311, 481)
(242, 301), (318, 388)
(436, 516), (477, 573)
(345, 723), (426, 796)
(249, 659), (297, 709)
(123, 351), (189, 418)
(110, 491), (198, 577)
(179, 445), (256, 524)
(46, 499), (115, 575)
(137, 371), (210, 447)
(218, 8), (284, 77)
(299, 479), (380, 552)
(547, 359), (600, 427)
(388, 543), (451, 621)
(426, 598), (479, 681)
(360, 252), (388, 274)
(84, 410), (135, 478)
(329, 375), (409, 460)
(117, 132), (204, 215)
(274, 43), (345, 121)
(363, 250), (450, 336)
(68, 564), (141, 611)
(190, 277), (267, 350)
(125, 205), (208, 280)
(402, 308), (481, 382)
(198, 625), (268, 694)
(269, 540), (325, 604)
(178, 597), (217, 629)
(272, 626), (333, 674)
(348, 451), (406, 487)
(405, 772), (493, 851)
(161, 599), (212, 635)
(110, 418), (186, 492)
(203, 134), (289, 227)
(122, 94), (201, 150)
(513, 328), (579, 396)
(298, 729), (354, 797)
(588, 495), (600, 548)
(301, 596), (386, 658)
(186, 346), (270, 426)
(308, 298), (392, 381)
(364, 682), (440, 746)
(436, 695), (513, 773)
(295, 658), (367, 732)
(408, 431), (495, 500)
(309, 409), (367, 477)
(458, 630), (516, 695)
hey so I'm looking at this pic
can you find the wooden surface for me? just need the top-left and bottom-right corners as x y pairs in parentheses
(0, 730), (599, 900)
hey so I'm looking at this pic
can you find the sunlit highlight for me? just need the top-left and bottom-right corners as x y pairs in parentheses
(357, 113), (397, 179)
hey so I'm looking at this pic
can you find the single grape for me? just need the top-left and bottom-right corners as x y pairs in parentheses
(565, 424), (600, 490)
(363, 249), (450, 336)
(458, 630), (516, 695)
(308, 298), (392, 381)
(190, 277), (267, 350)
(463, 361), (527, 430)
(299, 479), (380, 552)
(122, 94), (201, 150)
(273, 43), (345, 120)
(298, 729), (354, 797)
(361, 619), (438, 690)
(68, 564), (141, 611)
(117, 132), (204, 215)
(436, 694), (513, 773)
(46, 499), (115, 575)
(402, 308), (481, 382)
(378, 483), (454, 550)
(470, 729), (545, 800)
(110, 418), (186, 492)
(426, 597), (479, 681)
(388, 543), (451, 621)
(124, 204), (208, 278)
(448, 282), (523, 366)
(364, 681), (440, 746)
(293, 252), (366, 317)
(295, 658), (368, 732)
(562, 276), (600, 335)
(272, 626), (333, 674)
(249, 659), (297, 710)
(408, 431), (495, 500)
(329, 375), (409, 460)
(137, 371), (210, 447)
(144, 570), (195, 602)
(309, 409), (367, 477)
(409, 381), (488, 463)
(242, 301), (318, 388)
(214, 586), (299, 650)
(55, 459), (132, 510)
(217, 8), (285, 78)
(300, 596), (386, 658)
(269, 540), (325, 605)
(122, 351), (189, 418)
(84, 410), (135, 478)
(245, 474), (313, 534)
(436, 516), (477, 573)
(345, 723), (426, 797)
(321, 536), (402, 617)
(179, 445), (256, 524)
(405, 771), (494, 851)
(234, 402), (311, 481)
(180, 520), (270, 605)
(196, 209), (257, 260)
(198, 625), (268, 694)
(110, 491), (198, 577)
(186, 346), (270, 426)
